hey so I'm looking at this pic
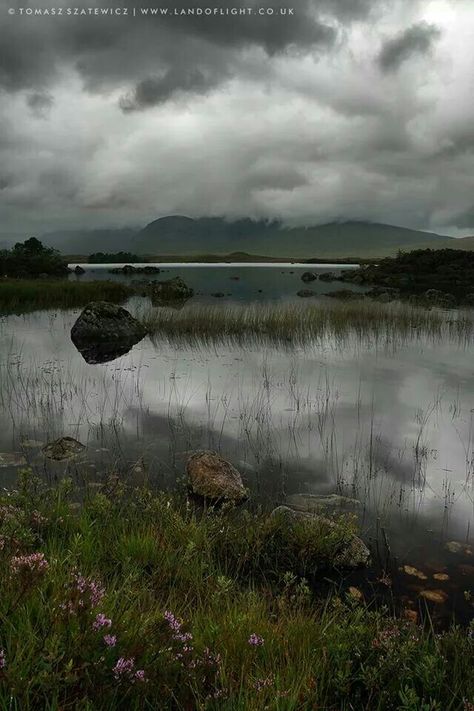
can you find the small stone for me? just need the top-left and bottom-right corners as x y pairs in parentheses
(348, 586), (364, 601)
(433, 573), (450, 581)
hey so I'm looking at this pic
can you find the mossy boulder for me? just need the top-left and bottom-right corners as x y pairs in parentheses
(186, 451), (247, 502)
(270, 505), (370, 570)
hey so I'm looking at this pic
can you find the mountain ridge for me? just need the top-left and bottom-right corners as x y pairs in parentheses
(2, 217), (472, 259)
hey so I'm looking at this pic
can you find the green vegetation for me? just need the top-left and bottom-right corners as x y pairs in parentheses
(0, 472), (472, 710)
(341, 249), (474, 304)
(89, 252), (142, 264)
(143, 300), (474, 346)
(0, 279), (134, 312)
(0, 238), (69, 278)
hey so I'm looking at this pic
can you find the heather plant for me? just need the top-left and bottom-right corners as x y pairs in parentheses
(0, 472), (472, 710)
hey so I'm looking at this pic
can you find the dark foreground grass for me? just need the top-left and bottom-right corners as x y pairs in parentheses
(0, 279), (134, 312)
(0, 472), (472, 710)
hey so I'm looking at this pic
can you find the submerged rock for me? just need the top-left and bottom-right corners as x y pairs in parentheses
(42, 436), (85, 461)
(71, 302), (146, 364)
(419, 589), (448, 604)
(297, 289), (316, 298)
(301, 271), (317, 283)
(186, 450), (247, 502)
(150, 276), (194, 303)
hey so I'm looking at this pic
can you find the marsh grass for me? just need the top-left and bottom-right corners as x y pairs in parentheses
(0, 472), (472, 710)
(0, 279), (134, 312)
(143, 300), (474, 346)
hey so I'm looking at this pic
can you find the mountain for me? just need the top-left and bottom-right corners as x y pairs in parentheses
(132, 216), (451, 258)
(2, 218), (464, 259)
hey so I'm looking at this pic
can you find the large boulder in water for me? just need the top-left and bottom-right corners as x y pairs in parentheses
(301, 272), (317, 283)
(71, 302), (146, 364)
(186, 450), (247, 502)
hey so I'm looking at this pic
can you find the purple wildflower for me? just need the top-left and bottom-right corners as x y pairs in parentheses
(92, 613), (112, 631)
(134, 669), (146, 682)
(104, 634), (117, 648)
(0, 649), (6, 670)
(11, 552), (49, 576)
(164, 610), (182, 633)
(248, 633), (264, 647)
(254, 674), (275, 692)
(112, 657), (135, 680)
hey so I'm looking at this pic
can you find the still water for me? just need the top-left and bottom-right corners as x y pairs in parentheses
(0, 265), (473, 622)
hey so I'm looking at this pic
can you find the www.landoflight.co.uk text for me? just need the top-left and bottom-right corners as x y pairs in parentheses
(7, 6), (295, 16)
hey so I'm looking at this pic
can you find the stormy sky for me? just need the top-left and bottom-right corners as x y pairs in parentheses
(0, 0), (473, 236)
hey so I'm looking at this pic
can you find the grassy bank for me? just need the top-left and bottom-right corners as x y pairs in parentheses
(143, 301), (474, 346)
(0, 472), (472, 710)
(0, 279), (134, 312)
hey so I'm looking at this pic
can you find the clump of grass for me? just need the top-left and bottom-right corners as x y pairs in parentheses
(0, 279), (134, 313)
(0, 471), (472, 710)
(143, 300), (474, 346)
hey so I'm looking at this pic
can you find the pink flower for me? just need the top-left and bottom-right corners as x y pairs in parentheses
(0, 649), (6, 670)
(112, 657), (135, 680)
(10, 552), (49, 576)
(92, 613), (112, 631)
(103, 634), (117, 648)
(134, 669), (146, 682)
(248, 633), (264, 647)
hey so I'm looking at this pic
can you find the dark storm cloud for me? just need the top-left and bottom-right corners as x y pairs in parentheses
(119, 68), (221, 111)
(378, 22), (441, 72)
(0, 0), (342, 95)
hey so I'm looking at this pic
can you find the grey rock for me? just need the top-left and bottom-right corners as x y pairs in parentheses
(74, 265), (86, 275)
(297, 289), (316, 298)
(301, 271), (318, 283)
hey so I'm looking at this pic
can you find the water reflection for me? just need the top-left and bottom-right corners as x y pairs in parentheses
(0, 298), (473, 620)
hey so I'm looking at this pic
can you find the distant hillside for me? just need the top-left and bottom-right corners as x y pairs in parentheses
(3, 218), (469, 259)
(133, 217), (450, 258)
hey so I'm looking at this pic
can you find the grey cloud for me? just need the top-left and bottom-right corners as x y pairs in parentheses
(27, 92), (54, 117)
(378, 22), (441, 71)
